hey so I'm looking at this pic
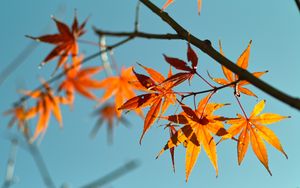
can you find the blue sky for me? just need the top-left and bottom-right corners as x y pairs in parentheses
(1, 0), (300, 188)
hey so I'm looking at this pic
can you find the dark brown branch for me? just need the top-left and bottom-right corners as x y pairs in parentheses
(295, 0), (300, 12)
(94, 28), (182, 40)
(140, 0), (300, 111)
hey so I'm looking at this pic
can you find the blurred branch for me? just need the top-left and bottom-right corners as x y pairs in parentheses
(2, 139), (18, 188)
(23, 123), (56, 188)
(99, 36), (113, 76)
(26, 140), (56, 188)
(139, 0), (300, 111)
(80, 160), (140, 188)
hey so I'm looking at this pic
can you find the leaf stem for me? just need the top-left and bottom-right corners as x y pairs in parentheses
(234, 95), (248, 119)
(195, 71), (214, 88)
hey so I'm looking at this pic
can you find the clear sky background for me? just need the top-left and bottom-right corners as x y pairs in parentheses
(1, 0), (300, 188)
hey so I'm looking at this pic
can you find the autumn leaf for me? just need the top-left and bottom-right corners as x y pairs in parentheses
(162, 43), (198, 86)
(97, 67), (143, 118)
(20, 81), (69, 141)
(4, 105), (37, 136)
(168, 125), (177, 172)
(90, 103), (129, 144)
(225, 100), (289, 175)
(58, 55), (103, 106)
(157, 96), (229, 181)
(26, 14), (88, 75)
(210, 40), (268, 97)
(119, 65), (177, 144)
(162, 0), (202, 15)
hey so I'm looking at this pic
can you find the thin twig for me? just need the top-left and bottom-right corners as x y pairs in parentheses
(235, 95), (248, 119)
(139, 0), (300, 111)
(94, 28), (182, 40)
(180, 80), (239, 99)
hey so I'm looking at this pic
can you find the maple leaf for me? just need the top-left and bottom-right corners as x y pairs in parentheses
(162, 0), (202, 15)
(119, 65), (177, 143)
(225, 100), (289, 175)
(90, 103), (129, 144)
(157, 95), (228, 181)
(165, 124), (178, 172)
(4, 105), (37, 136)
(97, 67), (143, 117)
(210, 40), (267, 97)
(21, 81), (69, 141)
(58, 55), (103, 106)
(26, 14), (88, 75)
(162, 43), (198, 86)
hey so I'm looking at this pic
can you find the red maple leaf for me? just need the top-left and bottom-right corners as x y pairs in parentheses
(27, 14), (88, 75)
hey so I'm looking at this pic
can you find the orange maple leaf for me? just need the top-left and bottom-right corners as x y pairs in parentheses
(210, 40), (267, 97)
(58, 55), (103, 106)
(225, 100), (289, 175)
(27, 14), (87, 75)
(162, 0), (202, 15)
(4, 105), (37, 136)
(157, 95), (228, 181)
(119, 65), (177, 143)
(90, 103), (129, 144)
(21, 81), (69, 141)
(97, 67), (143, 118)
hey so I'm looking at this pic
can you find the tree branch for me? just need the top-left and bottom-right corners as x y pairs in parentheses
(140, 0), (300, 111)
(295, 0), (300, 12)
(94, 28), (182, 40)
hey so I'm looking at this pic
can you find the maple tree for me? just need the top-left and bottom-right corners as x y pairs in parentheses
(2, 0), (299, 187)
